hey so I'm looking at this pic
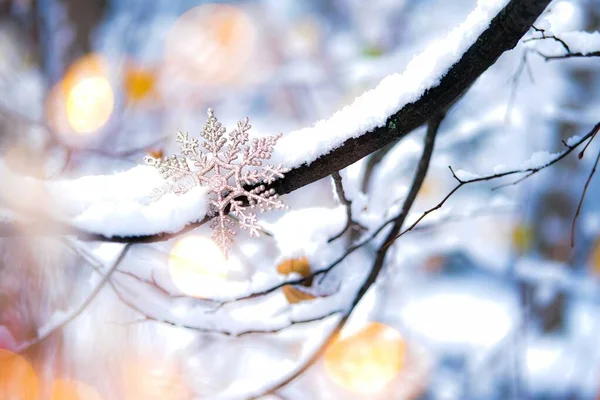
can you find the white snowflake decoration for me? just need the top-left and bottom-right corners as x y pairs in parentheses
(144, 108), (289, 256)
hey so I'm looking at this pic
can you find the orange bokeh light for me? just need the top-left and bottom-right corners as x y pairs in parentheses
(168, 236), (228, 298)
(324, 322), (406, 394)
(46, 54), (114, 136)
(0, 349), (39, 400)
(121, 359), (192, 400)
(50, 379), (103, 400)
(164, 4), (257, 85)
(124, 64), (158, 104)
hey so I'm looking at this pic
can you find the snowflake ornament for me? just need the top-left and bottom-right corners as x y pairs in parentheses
(144, 108), (289, 256)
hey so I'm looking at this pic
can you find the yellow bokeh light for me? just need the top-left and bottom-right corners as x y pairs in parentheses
(168, 236), (228, 298)
(124, 64), (158, 104)
(0, 349), (39, 400)
(51, 379), (103, 400)
(324, 322), (405, 394)
(164, 4), (257, 85)
(46, 54), (114, 136)
(66, 76), (114, 134)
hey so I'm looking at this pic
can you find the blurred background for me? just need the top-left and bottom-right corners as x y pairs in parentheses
(1, 0), (600, 399)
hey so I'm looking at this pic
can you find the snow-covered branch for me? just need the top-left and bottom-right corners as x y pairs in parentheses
(0, 0), (551, 243)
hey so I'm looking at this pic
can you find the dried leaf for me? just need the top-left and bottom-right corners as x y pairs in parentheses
(277, 256), (311, 286)
(282, 285), (316, 304)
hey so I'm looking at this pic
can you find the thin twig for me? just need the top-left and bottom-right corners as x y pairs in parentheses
(385, 122), (600, 248)
(15, 244), (131, 353)
(506, 50), (532, 123)
(536, 50), (600, 61)
(328, 171), (365, 242)
(526, 28), (600, 61)
(571, 148), (600, 247)
(110, 275), (341, 336)
(526, 25), (571, 52)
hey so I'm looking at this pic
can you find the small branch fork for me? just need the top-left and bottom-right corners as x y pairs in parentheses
(525, 26), (600, 61)
(385, 121), (600, 249)
(328, 171), (366, 242)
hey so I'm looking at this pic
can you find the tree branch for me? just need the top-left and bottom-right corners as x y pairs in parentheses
(386, 122), (600, 248)
(571, 147), (600, 247)
(526, 28), (600, 61)
(261, 0), (551, 197)
(0, 0), (551, 243)
(248, 112), (443, 399)
(328, 171), (365, 242)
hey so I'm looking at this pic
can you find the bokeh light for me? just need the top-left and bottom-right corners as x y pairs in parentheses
(164, 4), (257, 85)
(46, 54), (114, 136)
(50, 379), (104, 400)
(324, 322), (406, 394)
(0, 349), (39, 400)
(122, 359), (192, 400)
(512, 222), (533, 255)
(168, 236), (228, 298)
(66, 76), (114, 134)
(588, 237), (600, 276)
(124, 63), (158, 104)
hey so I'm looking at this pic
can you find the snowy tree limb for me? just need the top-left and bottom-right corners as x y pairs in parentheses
(262, 0), (551, 196)
(0, 0), (551, 243)
(248, 112), (444, 399)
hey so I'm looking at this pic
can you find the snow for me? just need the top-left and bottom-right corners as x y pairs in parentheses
(454, 169), (480, 181)
(566, 134), (582, 147)
(536, 1), (584, 34)
(560, 31), (600, 55)
(272, 0), (509, 168)
(492, 150), (559, 174)
(0, 161), (209, 237)
(0, 0), (509, 237)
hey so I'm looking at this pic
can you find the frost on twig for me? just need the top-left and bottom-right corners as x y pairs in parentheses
(144, 108), (289, 256)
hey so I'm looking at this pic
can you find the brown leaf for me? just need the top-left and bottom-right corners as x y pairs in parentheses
(277, 256), (312, 286)
(282, 285), (316, 304)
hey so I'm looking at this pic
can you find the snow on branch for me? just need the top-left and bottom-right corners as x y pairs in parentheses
(0, 0), (551, 242)
(0, 160), (209, 238)
(386, 122), (600, 248)
(526, 27), (600, 60)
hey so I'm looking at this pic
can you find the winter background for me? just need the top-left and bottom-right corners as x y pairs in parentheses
(1, 0), (600, 399)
